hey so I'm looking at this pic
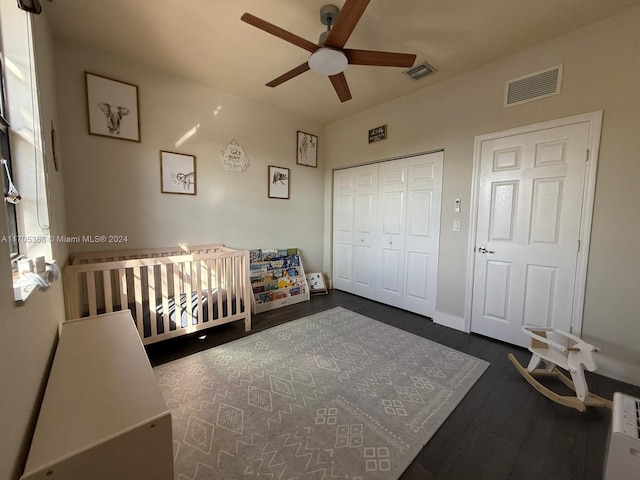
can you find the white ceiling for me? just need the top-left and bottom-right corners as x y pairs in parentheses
(44, 0), (640, 125)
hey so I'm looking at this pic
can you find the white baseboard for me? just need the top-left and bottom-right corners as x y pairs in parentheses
(432, 311), (468, 332)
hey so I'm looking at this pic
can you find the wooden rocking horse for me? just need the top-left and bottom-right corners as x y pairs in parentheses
(508, 326), (613, 412)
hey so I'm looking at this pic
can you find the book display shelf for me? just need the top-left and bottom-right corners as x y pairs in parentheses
(249, 248), (310, 313)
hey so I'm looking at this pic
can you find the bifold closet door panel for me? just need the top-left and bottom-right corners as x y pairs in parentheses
(376, 160), (407, 308)
(401, 153), (443, 317)
(332, 164), (379, 299)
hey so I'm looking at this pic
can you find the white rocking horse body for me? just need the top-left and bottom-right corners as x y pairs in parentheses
(508, 326), (612, 412)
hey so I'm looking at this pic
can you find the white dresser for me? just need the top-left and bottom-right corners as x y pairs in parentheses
(20, 311), (173, 480)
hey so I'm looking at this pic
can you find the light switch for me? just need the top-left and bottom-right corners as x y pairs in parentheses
(453, 220), (461, 232)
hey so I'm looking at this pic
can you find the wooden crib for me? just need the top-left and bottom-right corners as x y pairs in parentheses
(63, 244), (252, 345)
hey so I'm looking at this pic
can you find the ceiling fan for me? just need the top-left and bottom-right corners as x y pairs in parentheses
(241, 0), (417, 102)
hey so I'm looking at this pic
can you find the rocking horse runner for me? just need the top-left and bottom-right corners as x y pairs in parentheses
(508, 326), (613, 412)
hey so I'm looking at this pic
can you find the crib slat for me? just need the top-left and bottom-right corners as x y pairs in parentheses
(235, 255), (241, 313)
(206, 259), (213, 323)
(103, 270), (113, 313)
(225, 257), (232, 319)
(173, 262), (182, 332)
(195, 260), (203, 325)
(216, 258), (223, 321)
(118, 268), (128, 313)
(236, 257), (246, 313)
(242, 250), (251, 331)
(148, 265), (157, 339)
(185, 260), (194, 327)
(86, 272), (97, 316)
(133, 266), (144, 339)
(233, 255), (241, 315)
(161, 264), (170, 336)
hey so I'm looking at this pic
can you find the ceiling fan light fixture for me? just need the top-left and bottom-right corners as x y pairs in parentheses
(308, 47), (348, 76)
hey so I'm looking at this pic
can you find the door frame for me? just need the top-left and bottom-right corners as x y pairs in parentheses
(464, 111), (603, 336)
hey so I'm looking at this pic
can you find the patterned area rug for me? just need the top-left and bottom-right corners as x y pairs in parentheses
(154, 307), (489, 479)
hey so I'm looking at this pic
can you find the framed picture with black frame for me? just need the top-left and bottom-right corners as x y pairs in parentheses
(268, 165), (290, 199)
(296, 131), (317, 167)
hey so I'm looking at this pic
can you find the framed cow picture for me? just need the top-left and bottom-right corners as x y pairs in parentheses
(268, 165), (290, 199)
(85, 72), (140, 142)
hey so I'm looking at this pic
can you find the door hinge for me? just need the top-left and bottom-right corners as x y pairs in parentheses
(586, 149), (590, 162)
(577, 239), (581, 252)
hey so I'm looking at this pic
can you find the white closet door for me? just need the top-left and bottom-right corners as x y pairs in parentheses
(402, 152), (443, 316)
(332, 152), (442, 317)
(332, 164), (378, 299)
(376, 160), (407, 308)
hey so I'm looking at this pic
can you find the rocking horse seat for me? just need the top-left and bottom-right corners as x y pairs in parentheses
(508, 325), (613, 412)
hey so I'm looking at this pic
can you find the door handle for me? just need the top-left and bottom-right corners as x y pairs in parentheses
(477, 247), (495, 254)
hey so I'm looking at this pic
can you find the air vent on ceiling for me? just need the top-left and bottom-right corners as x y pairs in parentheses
(405, 62), (436, 80)
(504, 65), (563, 107)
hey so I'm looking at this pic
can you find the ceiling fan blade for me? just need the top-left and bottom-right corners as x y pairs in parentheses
(241, 13), (318, 53)
(344, 49), (416, 68)
(329, 73), (352, 102)
(266, 62), (310, 87)
(324, 0), (371, 49)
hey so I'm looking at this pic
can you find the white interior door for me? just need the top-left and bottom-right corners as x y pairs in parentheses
(332, 164), (378, 299)
(471, 122), (591, 346)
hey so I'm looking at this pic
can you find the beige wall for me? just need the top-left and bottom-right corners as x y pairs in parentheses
(324, 8), (640, 385)
(0, 14), (68, 480)
(55, 40), (326, 272)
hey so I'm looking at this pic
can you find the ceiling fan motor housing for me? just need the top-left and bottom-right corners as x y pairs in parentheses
(320, 4), (340, 26)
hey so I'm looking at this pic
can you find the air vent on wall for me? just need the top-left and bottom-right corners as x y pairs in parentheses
(504, 65), (563, 107)
(405, 62), (436, 80)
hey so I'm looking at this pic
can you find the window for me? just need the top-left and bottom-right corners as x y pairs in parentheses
(0, 0), (53, 300)
(0, 52), (20, 257)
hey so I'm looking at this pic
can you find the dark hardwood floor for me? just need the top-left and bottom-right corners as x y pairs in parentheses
(146, 290), (640, 480)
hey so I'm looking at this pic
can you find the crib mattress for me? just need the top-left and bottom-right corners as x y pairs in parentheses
(153, 289), (240, 336)
(88, 289), (242, 339)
